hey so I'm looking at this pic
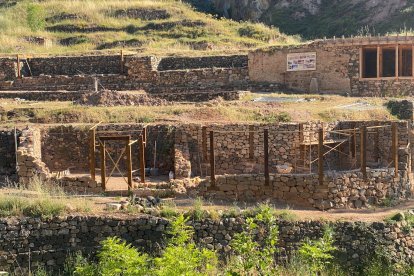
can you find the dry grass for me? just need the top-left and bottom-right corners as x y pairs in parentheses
(0, 0), (299, 56)
(0, 93), (395, 125)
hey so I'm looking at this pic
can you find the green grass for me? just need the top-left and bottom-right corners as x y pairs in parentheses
(0, 195), (66, 218)
(0, 0), (299, 56)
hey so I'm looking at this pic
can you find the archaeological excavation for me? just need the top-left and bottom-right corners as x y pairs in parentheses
(1, 34), (414, 274)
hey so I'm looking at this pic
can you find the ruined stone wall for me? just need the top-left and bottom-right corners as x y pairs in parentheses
(0, 58), (16, 81)
(40, 124), (175, 175)
(200, 168), (410, 210)
(248, 42), (356, 94)
(157, 55), (248, 71)
(0, 215), (413, 273)
(0, 129), (19, 175)
(28, 55), (125, 76)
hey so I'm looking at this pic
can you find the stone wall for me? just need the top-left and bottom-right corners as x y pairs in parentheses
(248, 41), (355, 94)
(199, 168), (410, 210)
(0, 215), (413, 273)
(157, 55), (248, 71)
(0, 58), (16, 81)
(0, 129), (19, 176)
(28, 55), (125, 76)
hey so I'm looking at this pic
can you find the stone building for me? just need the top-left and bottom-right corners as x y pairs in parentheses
(249, 35), (414, 97)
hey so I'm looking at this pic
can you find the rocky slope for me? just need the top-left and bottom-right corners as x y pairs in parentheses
(191, 0), (414, 39)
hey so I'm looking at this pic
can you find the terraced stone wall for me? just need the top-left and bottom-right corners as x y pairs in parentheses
(0, 215), (413, 274)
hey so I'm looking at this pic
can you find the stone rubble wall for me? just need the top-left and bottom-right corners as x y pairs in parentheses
(0, 129), (20, 176)
(199, 168), (410, 210)
(28, 55), (126, 76)
(0, 58), (17, 81)
(0, 215), (413, 273)
(156, 55), (248, 71)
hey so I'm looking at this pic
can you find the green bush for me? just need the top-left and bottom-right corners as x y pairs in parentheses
(226, 204), (279, 275)
(27, 4), (46, 32)
(298, 226), (337, 275)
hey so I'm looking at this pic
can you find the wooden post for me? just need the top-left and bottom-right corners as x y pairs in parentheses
(360, 126), (367, 179)
(120, 49), (124, 74)
(16, 54), (21, 78)
(264, 129), (269, 186)
(249, 125), (254, 160)
(142, 126), (147, 145)
(210, 131), (216, 188)
(100, 140), (106, 190)
(392, 122), (399, 178)
(318, 128), (324, 185)
(139, 135), (145, 183)
(126, 137), (133, 192)
(202, 126), (207, 161)
(89, 129), (96, 181)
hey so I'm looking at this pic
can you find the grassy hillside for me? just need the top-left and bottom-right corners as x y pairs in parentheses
(0, 0), (299, 56)
(194, 0), (414, 39)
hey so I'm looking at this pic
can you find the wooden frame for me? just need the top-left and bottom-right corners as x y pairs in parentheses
(360, 44), (414, 80)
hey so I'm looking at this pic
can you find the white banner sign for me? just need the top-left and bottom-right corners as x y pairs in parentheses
(287, 52), (316, 71)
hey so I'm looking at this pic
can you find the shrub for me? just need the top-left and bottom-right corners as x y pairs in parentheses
(226, 204), (279, 275)
(27, 3), (46, 32)
(298, 226), (337, 275)
(154, 214), (217, 275)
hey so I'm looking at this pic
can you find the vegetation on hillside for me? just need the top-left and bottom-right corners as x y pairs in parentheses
(0, 0), (298, 56)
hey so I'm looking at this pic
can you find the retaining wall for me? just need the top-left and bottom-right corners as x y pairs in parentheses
(156, 55), (248, 71)
(199, 169), (411, 209)
(0, 215), (413, 273)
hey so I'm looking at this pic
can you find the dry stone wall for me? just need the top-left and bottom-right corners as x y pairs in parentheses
(28, 55), (126, 76)
(199, 168), (410, 210)
(0, 215), (413, 273)
(0, 58), (16, 81)
(156, 55), (248, 71)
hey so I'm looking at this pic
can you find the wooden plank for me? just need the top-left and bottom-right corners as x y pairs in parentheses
(126, 138), (133, 192)
(100, 141), (106, 190)
(392, 122), (399, 178)
(139, 135), (146, 183)
(360, 126), (367, 179)
(264, 129), (269, 186)
(396, 44), (399, 79)
(249, 125), (254, 160)
(210, 131), (216, 187)
(202, 126), (207, 161)
(318, 128), (324, 185)
(89, 129), (96, 181)
(377, 46), (380, 78)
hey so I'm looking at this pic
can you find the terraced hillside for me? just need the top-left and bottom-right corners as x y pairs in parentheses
(0, 0), (298, 55)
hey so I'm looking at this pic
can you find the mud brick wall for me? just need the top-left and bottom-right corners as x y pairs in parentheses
(157, 55), (248, 71)
(200, 168), (410, 210)
(28, 55), (125, 76)
(0, 58), (16, 81)
(1, 215), (413, 274)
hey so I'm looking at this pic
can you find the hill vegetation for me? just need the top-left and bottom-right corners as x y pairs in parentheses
(0, 0), (298, 56)
(194, 0), (414, 39)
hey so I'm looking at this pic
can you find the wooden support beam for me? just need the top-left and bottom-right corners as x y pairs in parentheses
(120, 50), (124, 74)
(392, 122), (399, 178)
(126, 137), (133, 192)
(249, 125), (254, 160)
(264, 129), (269, 186)
(318, 128), (324, 185)
(396, 44), (399, 79)
(89, 129), (96, 181)
(210, 131), (216, 188)
(202, 126), (207, 161)
(142, 127), (147, 145)
(100, 140), (106, 190)
(139, 135), (146, 184)
(360, 126), (367, 179)
(16, 54), (21, 78)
